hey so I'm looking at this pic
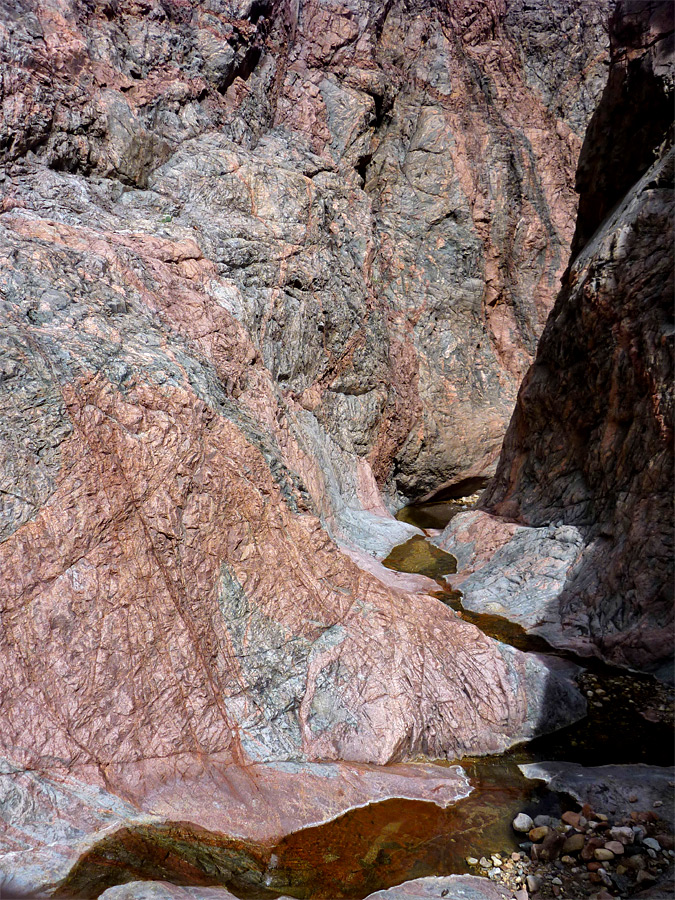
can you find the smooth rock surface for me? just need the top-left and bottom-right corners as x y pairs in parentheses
(362, 874), (513, 900)
(519, 762), (675, 827)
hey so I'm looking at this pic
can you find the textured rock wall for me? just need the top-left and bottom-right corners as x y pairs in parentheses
(449, 0), (674, 674)
(0, 0), (612, 512)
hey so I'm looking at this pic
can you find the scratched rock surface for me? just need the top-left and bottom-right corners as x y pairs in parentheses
(440, 1), (674, 676)
(0, 757), (474, 895)
(0, 0), (612, 511)
(0, 0), (611, 895)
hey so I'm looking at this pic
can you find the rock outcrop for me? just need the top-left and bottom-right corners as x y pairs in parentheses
(438, 0), (674, 676)
(0, 0), (612, 515)
(0, 0), (617, 895)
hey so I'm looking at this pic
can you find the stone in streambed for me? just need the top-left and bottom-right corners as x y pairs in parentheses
(603, 840), (624, 855)
(529, 825), (550, 842)
(563, 832), (586, 853)
(594, 848), (615, 861)
(513, 813), (534, 833)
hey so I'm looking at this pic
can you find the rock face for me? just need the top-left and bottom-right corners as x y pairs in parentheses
(439, 0), (674, 675)
(0, 0), (612, 512)
(519, 762), (675, 828)
(0, 0), (613, 894)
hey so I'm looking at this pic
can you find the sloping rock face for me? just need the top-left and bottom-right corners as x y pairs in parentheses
(440, 1), (674, 675)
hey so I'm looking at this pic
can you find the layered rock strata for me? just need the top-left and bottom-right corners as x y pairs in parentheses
(438, 0), (674, 675)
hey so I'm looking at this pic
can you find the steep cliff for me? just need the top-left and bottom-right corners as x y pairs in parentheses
(0, 1), (613, 894)
(438, 0), (674, 677)
(0, 0), (612, 520)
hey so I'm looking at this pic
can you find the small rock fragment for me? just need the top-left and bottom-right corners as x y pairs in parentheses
(643, 837), (661, 851)
(562, 810), (581, 828)
(513, 812), (534, 833)
(594, 848), (614, 861)
(529, 825), (550, 842)
(466, 856), (478, 865)
(479, 856), (491, 868)
(603, 840), (624, 855)
(526, 874), (541, 892)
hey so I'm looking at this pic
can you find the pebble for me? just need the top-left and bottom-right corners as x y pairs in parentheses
(491, 855), (502, 867)
(551, 877), (563, 885)
(563, 833), (585, 853)
(526, 874), (541, 892)
(466, 857), (478, 865)
(534, 814), (555, 827)
(654, 800), (663, 807)
(609, 825), (633, 844)
(603, 840), (624, 855)
(561, 854), (575, 864)
(529, 825), (550, 842)
(562, 810), (581, 828)
(643, 837), (661, 851)
(512, 812), (534, 833)
(479, 856), (491, 868)
(488, 867), (501, 879)
(594, 848), (614, 861)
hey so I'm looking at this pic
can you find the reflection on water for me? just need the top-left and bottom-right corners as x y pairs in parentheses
(266, 765), (559, 899)
(382, 535), (457, 579)
(395, 493), (482, 531)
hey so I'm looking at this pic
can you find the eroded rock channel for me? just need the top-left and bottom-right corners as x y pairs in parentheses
(0, 0), (672, 898)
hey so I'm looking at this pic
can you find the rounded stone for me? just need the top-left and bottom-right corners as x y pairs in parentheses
(604, 840), (624, 855)
(513, 812), (534, 833)
(563, 833), (586, 853)
(529, 825), (551, 842)
(594, 848), (615, 861)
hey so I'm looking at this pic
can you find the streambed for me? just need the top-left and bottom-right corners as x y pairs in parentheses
(63, 500), (673, 900)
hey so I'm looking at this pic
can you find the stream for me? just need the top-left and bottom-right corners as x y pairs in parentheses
(67, 498), (674, 900)
(254, 497), (673, 899)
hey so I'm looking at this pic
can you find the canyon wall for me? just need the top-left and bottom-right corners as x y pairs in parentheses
(1, 0), (612, 522)
(0, 1), (615, 893)
(439, 0), (674, 677)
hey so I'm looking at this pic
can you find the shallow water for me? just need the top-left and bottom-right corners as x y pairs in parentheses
(70, 499), (674, 899)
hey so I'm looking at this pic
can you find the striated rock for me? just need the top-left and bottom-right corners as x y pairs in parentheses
(0, 758), (472, 896)
(0, 0), (613, 513)
(438, 0), (674, 674)
(0, 0), (617, 894)
(99, 885), (239, 900)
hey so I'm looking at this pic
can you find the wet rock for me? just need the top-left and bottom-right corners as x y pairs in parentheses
(519, 763), (675, 827)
